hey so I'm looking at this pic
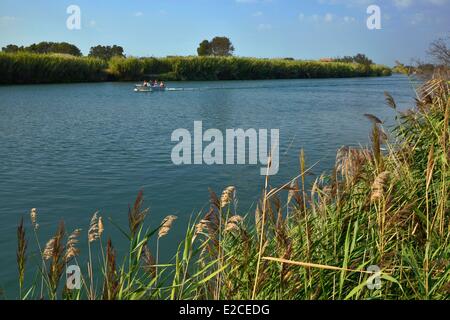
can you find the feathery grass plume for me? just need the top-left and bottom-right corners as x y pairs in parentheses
(88, 211), (100, 243)
(220, 186), (236, 208)
(43, 238), (56, 261)
(195, 219), (210, 236)
(224, 215), (243, 235)
(47, 221), (65, 296)
(371, 123), (382, 171)
(98, 216), (104, 237)
(103, 238), (119, 300)
(141, 245), (156, 278)
(364, 113), (383, 124)
(158, 215), (177, 238)
(335, 146), (370, 187)
(209, 188), (221, 211)
(17, 217), (27, 292)
(384, 91), (397, 109)
(128, 190), (149, 236)
(65, 229), (81, 263)
(370, 171), (390, 202)
(30, 208), (38, 230)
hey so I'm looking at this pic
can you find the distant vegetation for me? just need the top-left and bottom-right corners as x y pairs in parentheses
(2, 42), (82, 56)
(197, 37), (235, 56)
(334, 53), (373, 66)
(0, 40), (392, 84)
(393, 37), (450, 77)
(0, 52), (107, 84)
(88, 45), (125, 61)
(110, 56), (391, 81)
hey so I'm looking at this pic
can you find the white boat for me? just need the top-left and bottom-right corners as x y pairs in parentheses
(134, 84), (167, 92)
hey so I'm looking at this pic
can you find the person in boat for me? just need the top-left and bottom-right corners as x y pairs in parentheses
(153, 80), (158, 87)
(143, 80), (149, 87)
(159, 81), (165, 88)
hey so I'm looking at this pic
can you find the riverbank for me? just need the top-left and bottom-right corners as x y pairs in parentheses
(0, 52), (392, 84)
(12, 76), (449, 300)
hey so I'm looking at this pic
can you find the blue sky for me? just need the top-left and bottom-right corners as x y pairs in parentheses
(0, 0), (448, 66)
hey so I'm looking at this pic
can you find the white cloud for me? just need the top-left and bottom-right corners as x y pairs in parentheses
(252, 11), (263, 17)
(324, 13), (334, 22)
(298, 13), (305, 21)
(134, 12), (143, 17)
(89, 20), (96, 27)
(257, 23), (272, 30)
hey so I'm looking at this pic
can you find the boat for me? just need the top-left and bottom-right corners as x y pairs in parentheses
(134, 84), (167, 92)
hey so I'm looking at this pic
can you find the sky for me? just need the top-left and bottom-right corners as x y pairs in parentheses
(0, 0), (448, 66)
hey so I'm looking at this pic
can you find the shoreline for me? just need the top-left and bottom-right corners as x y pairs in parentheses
(0, 52), (392, 85)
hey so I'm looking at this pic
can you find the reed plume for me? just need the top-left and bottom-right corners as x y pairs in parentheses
(45, 221), (65, 297)
(220, 186), (235, 208)
(370, 171), (390, 202)
(65, 229), (81, 263)
(128, 190), (149, 236)
(224, 215), (243, 235)
(141, 245), (156, 278)
(88, 212), (100, 243)
(103, 238), (119, 300)
(30, 208), (38, 230)
(98, 216), (104, 237)
(17, 217), (27, 292)
(158, 215), (177, 238)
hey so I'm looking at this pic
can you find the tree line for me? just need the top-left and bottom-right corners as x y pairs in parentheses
(1, 42), (125, 60)
(1, 38), (384, 68)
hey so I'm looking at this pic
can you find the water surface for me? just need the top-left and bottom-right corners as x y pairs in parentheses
(0, 75), (417, 296)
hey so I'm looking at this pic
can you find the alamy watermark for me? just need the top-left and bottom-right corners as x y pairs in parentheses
(66, 265), (81, 290)
(171, 121), (279, 175)
(367, 5), (382, 30)
(66, 5), (81, 30)
(366, 265), (382, 290)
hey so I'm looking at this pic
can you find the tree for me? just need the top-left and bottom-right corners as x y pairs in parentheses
(2, 42), (81, 56)
(1, 44), (23, 53)
(197, 40), (212, 56)
(27, 42), (82, 56)
(427, 37), (450, 67)
(353, 53), (373, 66)
(210, 37), (234, 56)
(335, 54), (373, 66)
(196, 37), (234, 56)
(88, 45), (125, 60)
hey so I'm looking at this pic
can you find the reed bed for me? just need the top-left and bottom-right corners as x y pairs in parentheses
(0, 52), (108, 84)
(109, 56), (392, 81)
(0, 53), (391, 84)
(14, 75), (449, 300)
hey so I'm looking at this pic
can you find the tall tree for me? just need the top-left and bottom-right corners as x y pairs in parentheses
(2, 42), (82, 56)
(210, 37), (234, 56)
(428, 37), (450, 67)
(27, 42), (82, 56)
(197, 40), (212, 56)
(88, 45), (125, 60)
(196, 37), (234, 56)
(1, 44), (23, 53)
